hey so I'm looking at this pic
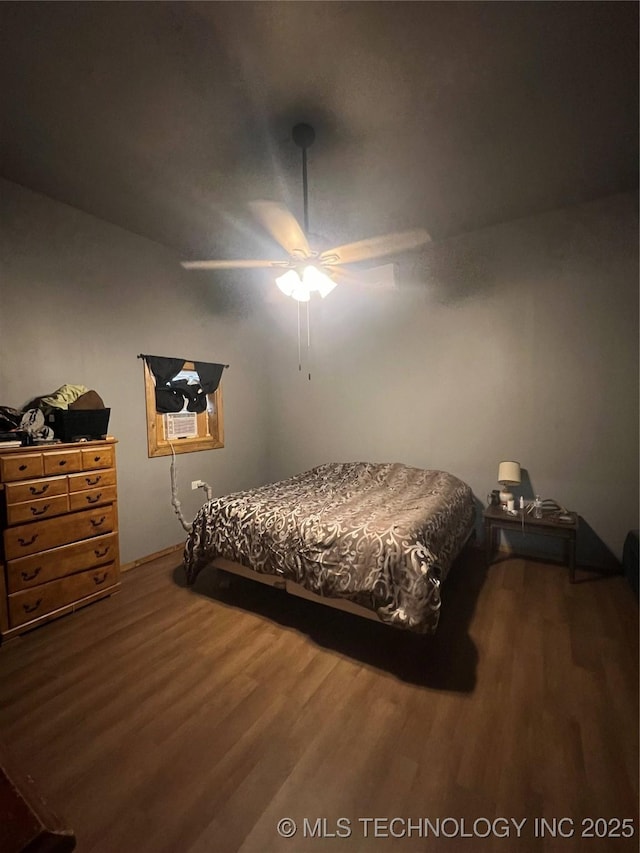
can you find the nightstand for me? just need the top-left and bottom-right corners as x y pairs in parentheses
(483, 504), (579, 582)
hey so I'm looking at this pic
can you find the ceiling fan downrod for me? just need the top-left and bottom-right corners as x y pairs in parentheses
(292, 123), (315, 236)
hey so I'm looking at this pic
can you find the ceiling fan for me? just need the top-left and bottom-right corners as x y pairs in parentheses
(180, 123), (431, 301)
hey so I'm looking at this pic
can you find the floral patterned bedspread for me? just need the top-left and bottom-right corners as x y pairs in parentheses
(184, 462), (475, 633)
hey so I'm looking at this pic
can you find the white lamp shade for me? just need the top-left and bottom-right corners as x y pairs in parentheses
(275, 269), (300, 297)
(498, 460), (521, 485)
(303, 265), (337, 298)
(291, 282), (311, 302)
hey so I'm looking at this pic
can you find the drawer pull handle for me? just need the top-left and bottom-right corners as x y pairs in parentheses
(93, 572), (108, 585)
(30, 484), (49, 495)
(58, 460), (67, 467)
(86, 476), (101, 486)
(18, 535), (38, 547)
(23, 599), (43, 614)
(93, 456), (101, 463)
(21, 567), (42, 582)
(31, 504), (51, 516)
(94, 546), (110, 558)
(86, 493), (102, 504)
(90, 516), (106, 528)
(19, 464), (27, 471)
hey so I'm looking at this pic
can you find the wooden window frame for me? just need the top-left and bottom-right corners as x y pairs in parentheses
(143, 360), (224, 458)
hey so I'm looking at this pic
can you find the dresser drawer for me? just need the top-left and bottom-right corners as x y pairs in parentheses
(42, 449), (82, 476)
(0, 453), (44, 483)
(6, 532), (118, 592)
(81, 447), (114, 471)
(68, 468), (116, 492)
(3, 505), (116, 560)
(8, 562), (118, 628)
(4, 475), (68, 505)
(6, 494), (70, 526)
(68, 485), (117, 512)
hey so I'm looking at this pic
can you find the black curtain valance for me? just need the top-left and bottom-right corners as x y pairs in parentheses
(145, 356), (184, 387)
(139, 355), (227, 414)
(194, 361), (225, 395)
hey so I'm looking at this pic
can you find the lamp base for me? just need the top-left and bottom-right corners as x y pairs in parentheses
(499, 487), (514, 505)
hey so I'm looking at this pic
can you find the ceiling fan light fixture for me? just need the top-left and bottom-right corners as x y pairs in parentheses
(302, 264), (337, 298)
(275, 264), (337, 301)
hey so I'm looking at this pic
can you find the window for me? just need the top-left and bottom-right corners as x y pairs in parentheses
(142, 358), (224, 458)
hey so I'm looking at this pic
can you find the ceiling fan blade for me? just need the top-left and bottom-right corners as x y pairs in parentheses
(328, 263), (397, 291)
(248, 201), (311, 259)
(320, 228), (430, 265)
(181, 259), (280, 270)
(327, 265), (365, 286)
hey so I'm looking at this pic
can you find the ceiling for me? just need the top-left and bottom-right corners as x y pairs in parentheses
(1, 2), (637, 261)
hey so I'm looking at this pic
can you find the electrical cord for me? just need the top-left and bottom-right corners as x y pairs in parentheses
(169, 441), (192, 532)
(168, 441), (214, 532)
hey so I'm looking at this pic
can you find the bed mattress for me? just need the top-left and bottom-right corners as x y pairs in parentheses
(184, 462), (475, 633)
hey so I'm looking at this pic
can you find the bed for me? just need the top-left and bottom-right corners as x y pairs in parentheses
(184, 462), (475, 634)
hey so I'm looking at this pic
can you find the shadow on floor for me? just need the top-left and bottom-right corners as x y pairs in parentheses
(173, 547), (488, 693)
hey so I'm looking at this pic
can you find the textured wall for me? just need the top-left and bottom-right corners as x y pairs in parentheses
(263, 192), (639, 566)
(0, 179), (270, 564)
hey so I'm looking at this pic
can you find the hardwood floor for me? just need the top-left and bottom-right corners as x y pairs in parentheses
(0, 549), (637, 852)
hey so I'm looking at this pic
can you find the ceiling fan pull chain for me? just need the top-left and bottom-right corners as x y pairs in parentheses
(297, 300), (302, 372)
(307, 300), (311, 381)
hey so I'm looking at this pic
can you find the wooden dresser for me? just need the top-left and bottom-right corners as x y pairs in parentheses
(0, 438), (120, 641)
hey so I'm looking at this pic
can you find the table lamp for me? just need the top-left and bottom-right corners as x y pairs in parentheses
(498, 461), (521, 505)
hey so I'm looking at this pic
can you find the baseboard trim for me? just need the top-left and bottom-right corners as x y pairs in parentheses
(121, 542), (184, 573)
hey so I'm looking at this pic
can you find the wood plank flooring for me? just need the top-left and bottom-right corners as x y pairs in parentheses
(0, 549), (637, 852)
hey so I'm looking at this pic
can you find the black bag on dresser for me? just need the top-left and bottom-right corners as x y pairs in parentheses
(48, 409), (111, 443)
